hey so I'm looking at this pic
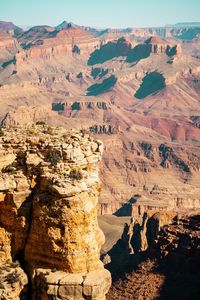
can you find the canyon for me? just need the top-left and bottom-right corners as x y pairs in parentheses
(0, 18), (200, 299)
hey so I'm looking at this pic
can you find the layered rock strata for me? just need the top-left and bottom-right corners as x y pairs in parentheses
(153, 214), (200, 265)
(0, 125), (111, 299)
(145, 36), (182, 55)
(122, 206), (199, 255)
(15, 27), (100, 63)
(107, 213), (200, 300)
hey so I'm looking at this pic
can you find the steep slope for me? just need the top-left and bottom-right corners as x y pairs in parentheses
(107, 212), (200, 300)
(0, 26), (200, 215)
(0, 21), (23, 36)
(0, 126), (111, 299)
(0, 29), (21, 63)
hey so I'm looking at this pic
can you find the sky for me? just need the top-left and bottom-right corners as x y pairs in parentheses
(1, 0), (200, 28)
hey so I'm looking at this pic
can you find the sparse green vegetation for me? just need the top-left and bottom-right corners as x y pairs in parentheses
(10, 261), (20, 268)
(91, 68), (109, 79)
(12, 70), (17, 75)
(2, 58), (15, 68)
(6, 270), (20, 284)
(36, 121), (46, 125)
(77, 72), (83, 79)
(69, 168), (83, 180)
(2, 162), (17, 174)
(47, 151), (62, 166)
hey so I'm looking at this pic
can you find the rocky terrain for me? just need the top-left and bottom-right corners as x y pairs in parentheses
(106, 212), (200, 299)
(0, 126), (111, 299)
(0, 18), (200, 299)
(0, 19), (200, 215)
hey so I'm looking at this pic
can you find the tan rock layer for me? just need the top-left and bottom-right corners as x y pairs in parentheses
(0, 125), (111, 299)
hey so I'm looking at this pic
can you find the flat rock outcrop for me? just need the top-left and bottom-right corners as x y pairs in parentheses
(0, 125), (111, 299)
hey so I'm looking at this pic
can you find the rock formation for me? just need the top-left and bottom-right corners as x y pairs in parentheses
(52, 100), (109, 112)
(16, 27), (100, 62)
(0, 19), (200, 219)
(153, 214), (200, 265)
(0, 29), (21, 62)
(90, 124), (117, 135)
(0, 125), (111, 299)
(121, 204), (199, 255)
(107, 213), (200, 300)
(0, 21), (23, 36)
(0, 262), (28, 300)
(145, 36), (182, 55)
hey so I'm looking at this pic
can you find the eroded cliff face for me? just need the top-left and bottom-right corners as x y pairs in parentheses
(0, 125), (111, 299)
(107, 212), (200, 300)
(15, 28), (100, 63)
(121, 205), (200, 257)
(99, 135), (200, 215)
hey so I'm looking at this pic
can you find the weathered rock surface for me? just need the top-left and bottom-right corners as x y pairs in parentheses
(145, 36), (182, 55)
(121, 205), (199, 256)
(0, 125), (111, 299)
(153, 214), (200, 263)
(0, 262), (28, 300)
(107, 212), (200, 300)
(16, 27), (100, 61)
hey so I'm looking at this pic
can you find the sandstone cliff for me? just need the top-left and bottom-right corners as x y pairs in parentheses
(0, 126), (111, 299)
(120, 205), (200, 257)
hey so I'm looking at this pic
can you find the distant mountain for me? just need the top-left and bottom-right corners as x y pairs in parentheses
(55, 20), (77, 31)
(0, 21), (23, 36)
(18, 25), (32, 31)
(172, 22), (200, 27)
(171, 27), (200, 40)
(17, 25), (55, 48)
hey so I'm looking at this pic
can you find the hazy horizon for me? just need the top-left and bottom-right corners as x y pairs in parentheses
(1, 0), (200, 29)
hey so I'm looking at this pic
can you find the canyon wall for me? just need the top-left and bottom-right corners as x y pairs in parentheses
(121, 204), (200, 257)
(15, 28), (100, 63)
(0, 125), (111, 299)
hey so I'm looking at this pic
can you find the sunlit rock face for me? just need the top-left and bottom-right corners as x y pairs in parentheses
(0, 125), (111, 299)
